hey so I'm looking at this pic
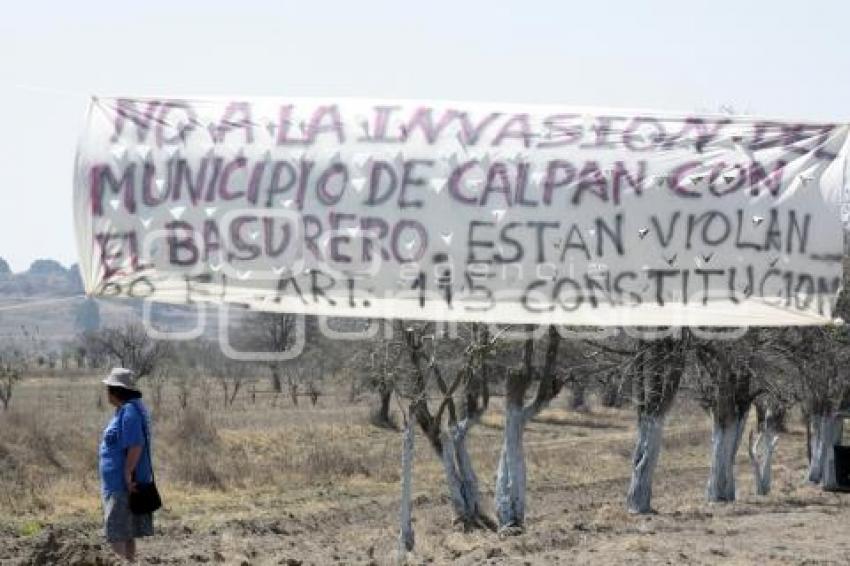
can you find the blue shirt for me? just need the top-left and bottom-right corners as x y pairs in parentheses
(99, 399), (153, 495)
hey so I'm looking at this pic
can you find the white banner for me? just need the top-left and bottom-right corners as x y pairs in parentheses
(74, 97), (850, 325)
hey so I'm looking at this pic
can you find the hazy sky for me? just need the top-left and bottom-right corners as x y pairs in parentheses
(2, 0), (849, 271)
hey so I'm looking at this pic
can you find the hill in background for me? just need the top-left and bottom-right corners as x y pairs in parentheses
(0, 258), (220, 345)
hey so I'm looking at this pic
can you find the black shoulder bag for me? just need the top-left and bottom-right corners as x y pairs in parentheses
(128, 403), (162, 515)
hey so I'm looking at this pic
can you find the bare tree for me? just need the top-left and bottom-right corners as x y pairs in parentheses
(82, 323), (171, 379)
(363, 337), (405, 428)
(265, 313), (297, 396)
(565, 373), (590, 412)
(627, 333), (688, 513)
(203, 346), (254, 407)
(0, 348), (24, 411)
(597, 367), (630, 408)
(754, 395), (790, 434)
(0, 327), (53, 411)
(306, 376), (321, 406)
(148, 364), (168, 414)
(494, 325), (564, 534)
(747, 428), (779, 495)
(239, 312), (299, 398)
(398, 321), (497, 531)
(585, 329), (689, 514)
(294, 359), (324, 407)
(692, 330), (768, 503)
(174, 370), (194, 410)
(397, 406), (415, 557)
(775, 326), (850, 488)
(170, 341), (211, 410)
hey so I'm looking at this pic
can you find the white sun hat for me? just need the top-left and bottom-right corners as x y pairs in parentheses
(102, 367), (139, 391)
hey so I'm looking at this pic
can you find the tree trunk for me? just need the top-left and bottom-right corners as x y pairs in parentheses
(600, 379), (624, 408)
(755, 401), (767, 431)
(748, 429), (778, 496)
(626, 415), (665, 514)
(379, 389), (392, 421)
(453, 423), (483, 524)
(768, 405), (788, 433)
(706, 411), (748, 502)
(178, 384), (189, 409)
(398, 418), (415, 554)
(804, 410), (813, 465)
(494, 403), (527, 532)
(819, 414), (844, 490)
(371, 387), (394, 428)
(270, 367), (283, 393)
(568, 381), (588, 412)
(0, 381), (12, 411)
(440, 430), (467, 522)
(437, 420), (488, 529)
(808, 413), (827, 484)
(228, 383), (240, 406)
(756, 400), (788, 434)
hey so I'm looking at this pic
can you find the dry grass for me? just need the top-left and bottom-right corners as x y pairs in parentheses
(0, 409), (98, 515)
(0, 375), (403, 521)
(161, 409), (225, 490)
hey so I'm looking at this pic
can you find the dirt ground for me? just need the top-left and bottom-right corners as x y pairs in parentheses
(1, 377), (849, 565)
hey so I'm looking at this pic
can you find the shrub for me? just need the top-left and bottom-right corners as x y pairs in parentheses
(161, 408), (224, 490)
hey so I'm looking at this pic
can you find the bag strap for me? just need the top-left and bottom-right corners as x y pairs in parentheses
(128, 400), (155, 483)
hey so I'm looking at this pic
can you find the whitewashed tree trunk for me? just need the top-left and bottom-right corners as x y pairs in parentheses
(626, 415), (665, 514)
(436, 421), (486, 527)
(820, 414), (843, 491)
(494, 403), (527, 532)
(439, 430), (467, 520)
(451, 421), (483, 523)
(707, 411), (748, 502)
(747, 429), (778, 496)
(808, 413), (827, 484)
(398, 419), (415, 555)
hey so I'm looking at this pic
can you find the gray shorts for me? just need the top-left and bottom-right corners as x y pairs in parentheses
(102, 491), (154, 543)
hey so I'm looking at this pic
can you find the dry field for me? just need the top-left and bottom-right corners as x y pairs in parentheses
(1, 374), (849, 565)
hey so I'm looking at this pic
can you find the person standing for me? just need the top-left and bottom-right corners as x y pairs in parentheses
(99, 368), (155, 562)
